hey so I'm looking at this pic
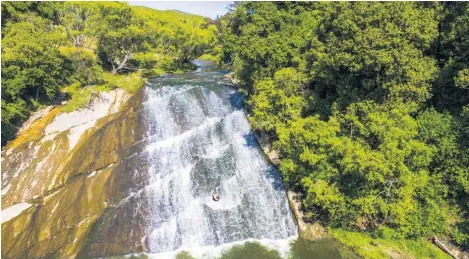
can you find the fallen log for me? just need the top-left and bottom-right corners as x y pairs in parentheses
(432, 235), (459, 259)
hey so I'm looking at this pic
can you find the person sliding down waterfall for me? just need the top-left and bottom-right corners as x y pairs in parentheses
(212, 187), (220, 201)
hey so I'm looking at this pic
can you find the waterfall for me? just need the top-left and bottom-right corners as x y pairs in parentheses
(142, 72), (297, 256)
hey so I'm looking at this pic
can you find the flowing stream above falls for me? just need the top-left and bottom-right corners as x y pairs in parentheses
(142, 69), (297, 257)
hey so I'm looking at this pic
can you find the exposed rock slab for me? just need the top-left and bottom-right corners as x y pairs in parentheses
(253, 130), (281, 166)
(287, 191), (329, 241)
(1, 88), (149, 258)
(2, 89), (131, 209)
(44, 89), (130, 150)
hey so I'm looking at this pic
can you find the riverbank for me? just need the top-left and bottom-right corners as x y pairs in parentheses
(249, 124), (458, 259)
(248, 112), (465, 259)
(225, 73), (464, 259)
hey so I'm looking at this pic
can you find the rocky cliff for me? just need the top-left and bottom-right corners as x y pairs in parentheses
(1, 88), (149, 258)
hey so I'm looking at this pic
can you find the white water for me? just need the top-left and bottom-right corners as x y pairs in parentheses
(142, 74), (297, 256)
(133, 237), (296, 259)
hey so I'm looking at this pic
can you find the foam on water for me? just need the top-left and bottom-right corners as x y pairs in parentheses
(144, 236), (296, 259)
(142, 73), (297, 256)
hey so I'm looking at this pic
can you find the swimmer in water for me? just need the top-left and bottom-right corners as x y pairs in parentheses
(212, 187), (220, 201)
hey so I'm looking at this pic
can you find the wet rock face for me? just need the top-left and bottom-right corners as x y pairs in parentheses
(1, 88), (149, 258)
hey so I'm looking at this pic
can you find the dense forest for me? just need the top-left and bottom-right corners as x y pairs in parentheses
(222, 1), (468, 256)
(1, 1), (221, 144)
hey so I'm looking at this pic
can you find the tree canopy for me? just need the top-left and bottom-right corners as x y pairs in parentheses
(223, 1), (469, 249)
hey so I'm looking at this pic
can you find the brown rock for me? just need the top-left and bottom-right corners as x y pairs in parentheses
(287, 191), (329, 241)
(1, 88), (149, 258)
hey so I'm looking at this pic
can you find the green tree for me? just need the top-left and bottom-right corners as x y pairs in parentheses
(1, 17), (70, 143)
(249, 68), (306, 132)
(57, 3), (103, 86)
(434, 2), (469, 114)
(98, 3), (147, 74)
(2, 19), (68, 99)
(304, 2), (438, 111)
(58, 2), (98, 48)
(223, 2), (314, 88)
(167, 25), (218, 67)
(1, 1), (62, 28)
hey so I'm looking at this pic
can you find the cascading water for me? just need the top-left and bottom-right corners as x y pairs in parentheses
(142, 70), (297, 257)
